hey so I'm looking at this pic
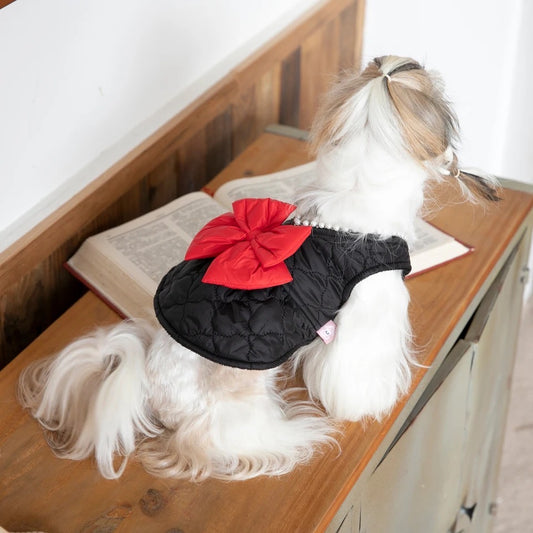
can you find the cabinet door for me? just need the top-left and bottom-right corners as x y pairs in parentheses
(359, 231), (530, 533)
(458, 236), (529, 532)
(359, 342), (473, 533)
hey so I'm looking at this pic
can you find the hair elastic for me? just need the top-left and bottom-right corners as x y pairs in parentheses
(384, 74), (392, 82)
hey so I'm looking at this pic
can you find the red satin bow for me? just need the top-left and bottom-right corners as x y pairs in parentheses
(185, 198), (311, 290)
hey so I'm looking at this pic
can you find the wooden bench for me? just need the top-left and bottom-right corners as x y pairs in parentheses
(0, 131), (531, 533)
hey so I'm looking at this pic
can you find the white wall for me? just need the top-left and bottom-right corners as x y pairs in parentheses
(0, 0), (321, 252)
(501, 0), (533, 184)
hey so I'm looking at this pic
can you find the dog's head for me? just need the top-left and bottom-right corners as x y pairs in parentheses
(310, 56), (499, 202)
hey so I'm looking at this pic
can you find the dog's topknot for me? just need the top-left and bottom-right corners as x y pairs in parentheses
(310, 55), (499, 201)
(311, 55), (458, 160)
(374, 56), (459, 163)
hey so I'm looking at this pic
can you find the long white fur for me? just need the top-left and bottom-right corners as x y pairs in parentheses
(19, 321), (161, 478)
(290, 56), (497, 421)
(293, 135), (420, 420)
(292, 270), (413, 421)
(18, 55), (496, 480)
(291, 121), (425, 421)
(19, 321), (334, 480)
(139, 330), (334, 480)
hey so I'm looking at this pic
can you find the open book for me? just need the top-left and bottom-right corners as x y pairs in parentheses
(66, 162), (472, 321)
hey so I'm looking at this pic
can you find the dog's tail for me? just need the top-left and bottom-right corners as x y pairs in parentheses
(18, 320), (161, 479)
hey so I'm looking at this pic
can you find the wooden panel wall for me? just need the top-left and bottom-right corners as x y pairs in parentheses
(0, 0), (365, 367)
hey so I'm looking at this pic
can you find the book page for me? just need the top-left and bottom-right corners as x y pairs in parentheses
(409, 219), (471, 276)
(410, 219), (455, 254)
(88, 192), (226, 292)
(68, 161), (472, 318)
(214, 161), (316, 206)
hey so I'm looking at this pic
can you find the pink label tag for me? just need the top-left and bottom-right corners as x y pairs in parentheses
(317, 320), (336, 344)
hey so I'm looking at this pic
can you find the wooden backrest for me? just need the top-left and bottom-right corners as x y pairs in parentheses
(0, 0), (365, 366)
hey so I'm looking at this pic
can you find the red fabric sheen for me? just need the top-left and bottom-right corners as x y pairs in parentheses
(184, 198), (311, 290)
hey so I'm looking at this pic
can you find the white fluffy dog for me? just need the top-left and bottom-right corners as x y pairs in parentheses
(18, 56), (498, 481)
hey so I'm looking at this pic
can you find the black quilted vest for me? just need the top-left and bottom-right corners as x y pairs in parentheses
(154, 228), (411, 370)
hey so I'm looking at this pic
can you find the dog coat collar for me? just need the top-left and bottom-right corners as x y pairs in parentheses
(154, 200), (412, 371)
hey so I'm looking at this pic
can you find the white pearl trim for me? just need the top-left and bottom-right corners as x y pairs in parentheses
(292, 217), (411, 241)
(293, 217), (354, 233)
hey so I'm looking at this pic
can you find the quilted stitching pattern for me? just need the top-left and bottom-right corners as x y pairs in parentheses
(154, 228), (411, 370)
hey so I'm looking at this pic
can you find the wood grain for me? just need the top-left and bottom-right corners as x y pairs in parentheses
(0, 0), (365, 366)
(176, 129), (208, 197)
(0, 0), (16, 9)
(300, 18), (339, 130)
(204, 133), (312, 192)
(279, 47), (302, 127)
(205, 107), (234, 178)
(0, 133), (531, 533)
(339, 1), (363, 71)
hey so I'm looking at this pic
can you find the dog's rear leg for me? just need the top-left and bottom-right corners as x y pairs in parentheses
(142, 339), (335, 480)
(204, 367), (336, 480)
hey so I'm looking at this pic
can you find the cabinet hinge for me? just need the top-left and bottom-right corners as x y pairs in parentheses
(520, 266), (530, 285)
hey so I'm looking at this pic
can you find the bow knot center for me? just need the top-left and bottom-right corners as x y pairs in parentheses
(246, 228), (260, 241)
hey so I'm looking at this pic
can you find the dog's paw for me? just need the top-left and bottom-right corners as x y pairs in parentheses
(322, 367), (406, 422)
(299, 326), (412, 422)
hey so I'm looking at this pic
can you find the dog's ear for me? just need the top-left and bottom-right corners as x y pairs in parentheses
(378, 56), (501, 202)
(455, 170), (501, 202)
(445, 150), (501, 202)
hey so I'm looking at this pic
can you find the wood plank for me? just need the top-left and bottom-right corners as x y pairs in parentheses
(231, 84), (257, 157)
(204, 132), (312, 193)
(299, 18), (341, 129)
(254, 65), (282, 134)
(205, 107), (234, 178)
(176, 129), (208, 197)
(339, 1), (359, 70)
(352, 0), (366, 72)
(279, 47), (302, 127)
(1, 134), (531, 533)
(146, 155), (179, 211)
